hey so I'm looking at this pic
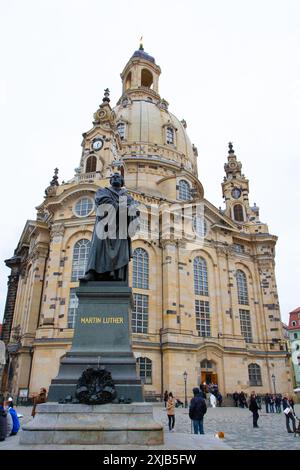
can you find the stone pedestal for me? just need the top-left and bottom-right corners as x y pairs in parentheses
(48, 281), (143, 403)
(20, 403), (164, 445)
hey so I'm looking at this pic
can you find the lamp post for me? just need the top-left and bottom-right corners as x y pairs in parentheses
(183, 371), (188, 408)
(271, 373), (276, 395)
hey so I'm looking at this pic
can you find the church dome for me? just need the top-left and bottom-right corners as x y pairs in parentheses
(113, 99), (196, 171)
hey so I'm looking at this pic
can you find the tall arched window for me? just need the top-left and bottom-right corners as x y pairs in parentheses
(233, 204), (244, 222)
(141, 68), (153, 88)
(236, 270), (249, 305)
(166, 127), (174, 145)
(194, 257), (208, 296)
(125, 71), (132, 90)
(248, 363), (262, 386)
(117, 123), (125, 140)
(178, 180), (191, 201)
(137, 357), (152, 384)
(133, 248), (149, 289)
(85, 155), (97, 173)
(71, 239), (91, 281)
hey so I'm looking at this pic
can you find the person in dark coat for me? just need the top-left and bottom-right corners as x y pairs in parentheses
(189, 387), (207, 435)
(199, 384), (207, 399)
(31, 387), (47, 418)
(239, 391), (247, 408)
(282, 394), (296, 433)
(264, 393), (270, 413)
(249, 391), (260, 428)
(275, 395), (282, 413)
(163, 390), (168, 408)
(233, 391), (239, 407)
(0, 395), (7, 441)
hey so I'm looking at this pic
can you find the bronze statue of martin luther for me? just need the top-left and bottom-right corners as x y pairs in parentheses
(81, 172), (139, 283)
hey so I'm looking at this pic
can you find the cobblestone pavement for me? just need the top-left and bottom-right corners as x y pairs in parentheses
(1, 404), (300, 450)
(154, 404), (300, 450)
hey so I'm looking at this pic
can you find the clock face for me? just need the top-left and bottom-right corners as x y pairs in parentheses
(92, 139), (103, 151)
(231, 187), (241, 199)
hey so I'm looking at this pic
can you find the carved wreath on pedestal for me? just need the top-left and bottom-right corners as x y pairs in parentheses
(75, 368), (117, 405)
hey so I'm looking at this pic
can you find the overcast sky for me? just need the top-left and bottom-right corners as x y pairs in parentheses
(0, 0), (299, 324)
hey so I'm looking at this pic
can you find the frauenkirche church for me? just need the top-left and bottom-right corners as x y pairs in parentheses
(1, 46), (293, 401)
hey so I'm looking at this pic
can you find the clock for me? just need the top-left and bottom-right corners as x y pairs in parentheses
(231, 187), (241, 199)
(92, 139), (103, 151)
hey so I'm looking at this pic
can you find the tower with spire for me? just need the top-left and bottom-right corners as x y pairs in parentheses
(222, 142), (268, 233)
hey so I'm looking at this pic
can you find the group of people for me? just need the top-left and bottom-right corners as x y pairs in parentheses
(0, 396), (20, 442)
(232, 390), (250, 408)
(164, 386), (298, 436)
(264, 393), (288, 413)
(0, 387), (47, 442)
(164, 387), (207, 434)
(243, 391), (298, 433)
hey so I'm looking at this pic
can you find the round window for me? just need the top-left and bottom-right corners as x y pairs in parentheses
(74, 197), (94, 217)
(192, 215), (207, 238)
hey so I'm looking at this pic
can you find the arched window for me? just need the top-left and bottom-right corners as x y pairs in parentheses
(178, 180), (191, 201)
(236, 270), (249, 305)
(125, 71), (132, 90)
(71, 239), (91, 281)
(133, 248), (149, 289)
(141, 68), (153, 88)
(85, 155), (97, 173)
(117, 122), (125, 140)
(233, 204), (244, 222)
(248, 363), (262, 386)
(194, 257), (208, 296)
(166, 127), (174, 145)
(137, 357), (152, 384)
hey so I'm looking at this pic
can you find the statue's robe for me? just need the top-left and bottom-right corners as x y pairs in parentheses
(85, 186), (138, 276)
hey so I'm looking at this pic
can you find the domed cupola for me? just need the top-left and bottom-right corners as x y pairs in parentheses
(119, 43), (161, 102)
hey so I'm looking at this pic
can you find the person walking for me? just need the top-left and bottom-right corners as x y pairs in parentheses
(166, 392), (176, 432)
(264, 393), (270, 413)
(163, 390), (168, 408)
(249, 391), (260, 428)
(282, 394), (296, 434)
(239, 391), (247, 408)
(275, 395), (282, 413)
(31, 387), (47, 418)
(233, 391), (239, 407)
(269, 395), (275, 413)
(189, 387), (207, 434)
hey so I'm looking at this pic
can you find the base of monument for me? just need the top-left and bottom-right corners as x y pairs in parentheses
(19, 403), (164, 446)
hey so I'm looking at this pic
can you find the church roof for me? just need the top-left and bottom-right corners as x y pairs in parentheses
(131, 48), (155, 64)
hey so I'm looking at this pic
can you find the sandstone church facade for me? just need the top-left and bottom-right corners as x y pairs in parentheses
(1, 47), (293, 401)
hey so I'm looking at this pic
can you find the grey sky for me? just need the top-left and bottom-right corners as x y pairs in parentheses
(1, 0), (299, 324)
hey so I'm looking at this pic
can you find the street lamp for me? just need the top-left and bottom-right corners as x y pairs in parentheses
(183, 371), (188, 408)
(271, 373), (276, 394)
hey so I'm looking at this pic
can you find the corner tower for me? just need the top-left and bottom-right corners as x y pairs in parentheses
(222, 142), (261, 228)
